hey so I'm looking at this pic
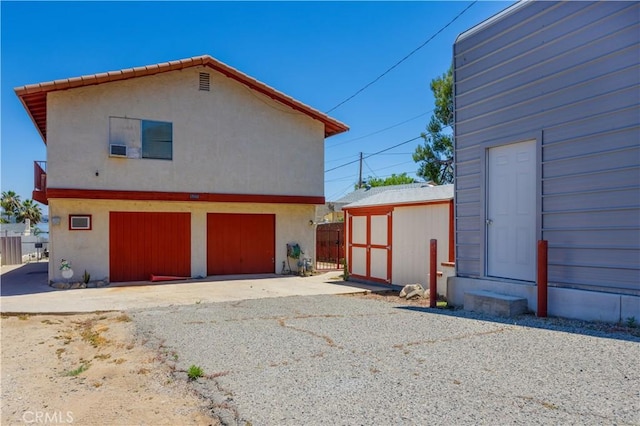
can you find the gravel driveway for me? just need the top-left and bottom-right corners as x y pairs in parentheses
(131, 295), (640, 425)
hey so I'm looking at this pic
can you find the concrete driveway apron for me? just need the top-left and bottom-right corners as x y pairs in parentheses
(0, 261), (385, 313)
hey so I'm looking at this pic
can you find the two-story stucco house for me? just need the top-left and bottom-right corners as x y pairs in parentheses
(448, 1), (639, 322)
(16, 55), (348, 283)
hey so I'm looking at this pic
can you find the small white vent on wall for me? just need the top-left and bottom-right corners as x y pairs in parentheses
(109, 144), (128, 157)
(199, 72), (210, 91)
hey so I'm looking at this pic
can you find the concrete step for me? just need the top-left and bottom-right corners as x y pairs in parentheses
(464, 290), (528, 317)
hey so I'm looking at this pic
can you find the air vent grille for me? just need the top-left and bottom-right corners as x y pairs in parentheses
(199, 72), (210, 91)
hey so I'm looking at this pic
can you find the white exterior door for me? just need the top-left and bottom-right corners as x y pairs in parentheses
(487, 140), (536, 281)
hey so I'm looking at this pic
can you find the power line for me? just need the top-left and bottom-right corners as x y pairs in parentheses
(366, 160), (416, 173)
(327, 181), (358, 201)
(326, 1), (477, 113)
(325, 174), (359, 183)
(363, 159), (378, 178)
(325, 153), (361, 165)
(326, 110), (430, 148)
(325, 135), (422, 173)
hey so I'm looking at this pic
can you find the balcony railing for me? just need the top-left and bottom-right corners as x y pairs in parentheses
(33, 161), (47, 205)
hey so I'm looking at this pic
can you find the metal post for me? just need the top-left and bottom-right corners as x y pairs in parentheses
(430, 239), (437, 308)
(537, 240), (548, 317)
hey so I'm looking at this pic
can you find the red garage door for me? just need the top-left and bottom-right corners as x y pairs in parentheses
(109, 212), (191, 282)
(207, 213), (275, 275)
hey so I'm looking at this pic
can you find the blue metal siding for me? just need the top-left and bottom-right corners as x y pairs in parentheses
(454, 1), (640, 294)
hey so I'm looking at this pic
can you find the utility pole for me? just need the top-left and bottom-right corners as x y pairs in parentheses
(358, 152), (363, 189)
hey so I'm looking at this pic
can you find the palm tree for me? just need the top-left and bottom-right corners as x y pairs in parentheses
(17, 199), (43, 226)
(1, 191), (22, 222)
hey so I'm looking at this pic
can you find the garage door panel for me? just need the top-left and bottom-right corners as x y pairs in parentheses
(109, 212), (191, 282)
(207, 213), (275, 275)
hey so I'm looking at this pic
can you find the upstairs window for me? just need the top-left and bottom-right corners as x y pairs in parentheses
(142, 120), (173, 160)
(109, 117), (173, 160)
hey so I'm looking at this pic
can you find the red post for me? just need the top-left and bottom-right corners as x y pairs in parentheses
(537, 240), (548, 317)
(430, 239), (437, 308)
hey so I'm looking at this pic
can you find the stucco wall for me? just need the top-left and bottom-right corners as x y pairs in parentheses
(46, 66), (325, 197)
(392, 204), (450, 292)
(47, 199), (316, 282)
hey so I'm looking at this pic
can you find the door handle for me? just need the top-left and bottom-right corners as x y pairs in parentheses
(486, 219), (493, 225)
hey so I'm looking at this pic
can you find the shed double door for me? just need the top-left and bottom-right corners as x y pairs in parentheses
(348, 211), (392, 284)
(207, 213), (275, 275)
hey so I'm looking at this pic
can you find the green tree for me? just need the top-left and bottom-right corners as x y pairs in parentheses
(1, 191), (22, 222)
(356, 173), (417, 189)
(413, 66), (454, 184)
(17, 199), (43, 226)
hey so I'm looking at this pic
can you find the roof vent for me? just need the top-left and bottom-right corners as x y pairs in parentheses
(199, 72), (210, 91)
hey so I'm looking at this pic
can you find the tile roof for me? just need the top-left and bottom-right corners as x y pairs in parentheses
(344, 184), (453, 209)
(15, 55), (349, 143)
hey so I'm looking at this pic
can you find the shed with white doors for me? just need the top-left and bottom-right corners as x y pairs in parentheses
(449, 1), (639, 322)
(343, 184), (454, 295)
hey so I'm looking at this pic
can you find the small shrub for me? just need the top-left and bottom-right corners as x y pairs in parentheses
(64, 363), (89, 376)
(82, 270), (91, 284)
(114, 314), (132, 322)
(626, 316), (637, 328)
(187, 364), (204, 380)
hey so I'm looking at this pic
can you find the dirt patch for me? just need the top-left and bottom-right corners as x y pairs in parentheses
(1, 312), (218, 425)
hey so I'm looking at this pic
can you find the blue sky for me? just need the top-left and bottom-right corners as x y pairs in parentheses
(1, 1), (513, 208)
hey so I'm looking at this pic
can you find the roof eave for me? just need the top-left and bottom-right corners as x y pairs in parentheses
(14, 54), (349, 143)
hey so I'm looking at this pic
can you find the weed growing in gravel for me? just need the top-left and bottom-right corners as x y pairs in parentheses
(625, 316), (637, 328)
(18, 314), (29, 320)
(115, 314), (132, 322)
(187, 365), (204, 380)
(94, 353), (111, 360)
(81, 328), (108, 348)
(64, 363), (90, 376)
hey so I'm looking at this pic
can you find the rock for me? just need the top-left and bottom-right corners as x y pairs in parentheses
(400, 284), (425, 299)
(50, 282), (69, 290)
(69, 282), (82, 289)
(86, 282), (97, 288)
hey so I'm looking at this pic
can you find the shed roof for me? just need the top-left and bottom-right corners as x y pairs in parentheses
(344, 184), (453, 209)
(333, 183), (433, 205)
(14, 54), (349, 143)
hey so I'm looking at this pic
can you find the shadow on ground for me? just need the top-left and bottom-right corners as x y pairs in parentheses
(395, 305), (640, 343)
(1, 261), (54, 296)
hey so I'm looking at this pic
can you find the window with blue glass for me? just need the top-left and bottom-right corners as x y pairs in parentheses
(142, 120), (172, 160)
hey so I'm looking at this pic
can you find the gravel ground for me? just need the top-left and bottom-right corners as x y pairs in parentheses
(131, 295), (640, 426)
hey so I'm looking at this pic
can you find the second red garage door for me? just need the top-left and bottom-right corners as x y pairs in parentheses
(207, 213), (275, 275)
